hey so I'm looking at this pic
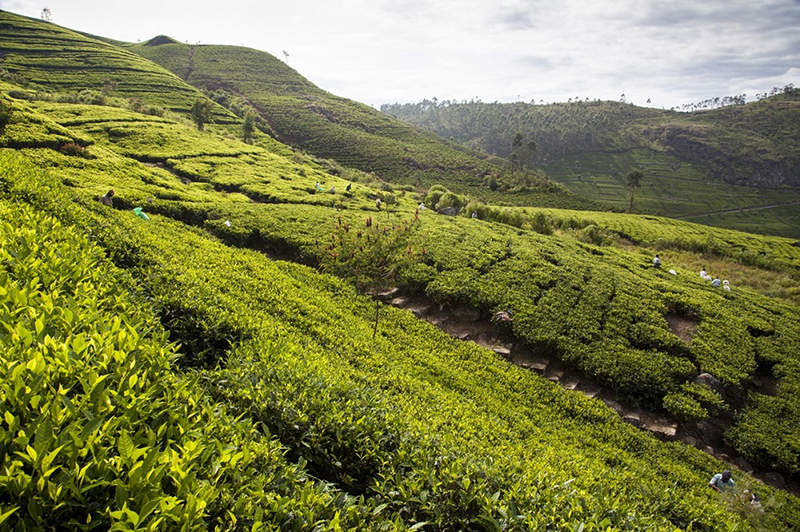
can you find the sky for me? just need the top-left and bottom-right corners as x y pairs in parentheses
(2, 0), (799, 110)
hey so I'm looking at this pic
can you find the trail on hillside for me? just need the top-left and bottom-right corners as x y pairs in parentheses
(380, 289), (797, 495)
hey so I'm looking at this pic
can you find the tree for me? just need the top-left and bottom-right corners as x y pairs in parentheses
(522, 140), (537, 167)
(510, 132), (524, 173)
(512, 132), (523, 150)
(242, 111), (256, 144)
(318, 214), (422, 339)
(626, 169), (644, 213)
(190, 99), (213, 131)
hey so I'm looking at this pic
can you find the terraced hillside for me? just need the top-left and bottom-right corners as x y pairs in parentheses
(382, 97), (800, 238)
(0, 11), (234, 122)
(127, 38), (601, 211)
(1, 10), (799, 531)
(3, 85), (800, 531)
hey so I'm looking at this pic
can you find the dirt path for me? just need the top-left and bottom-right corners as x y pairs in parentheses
(382, 290), (796, 494)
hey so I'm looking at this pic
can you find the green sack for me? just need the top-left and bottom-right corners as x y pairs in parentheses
(133, 207), (150, 221)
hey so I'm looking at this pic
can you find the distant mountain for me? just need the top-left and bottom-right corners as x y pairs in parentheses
(382, 95), (800, 188)
(382, 96), (800, 237)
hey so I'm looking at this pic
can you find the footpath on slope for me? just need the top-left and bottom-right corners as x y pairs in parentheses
(378, 289), (797, 496)
(201, 222), (796, 496)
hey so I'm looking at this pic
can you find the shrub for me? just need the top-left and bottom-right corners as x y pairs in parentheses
(423, 185), (444, 208)
(531, 211), (553, 235)
(436, 191), (465, 210)
(577, 224), (612, 246)
(77, 89), (107, 106)
(0, 98), (12, 129)
(664, 392), (708, 421)
(680, 382), (728, 415)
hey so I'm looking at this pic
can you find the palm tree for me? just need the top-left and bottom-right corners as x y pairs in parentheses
(626, 170), (643, 213)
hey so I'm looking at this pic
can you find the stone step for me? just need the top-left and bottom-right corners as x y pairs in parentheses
(647, 422), (677, 440)
(545, 367), (565, 380)
(561, 378), (580, 390)
(409, 305), (431, 318)
(519, 360), (548, 374)
(577, 383), (602, 398)
(390, 297), (409, 307)
(600, 397), (624, 415)
(376, 287), (399, 300)
(623, 413), (645, 429)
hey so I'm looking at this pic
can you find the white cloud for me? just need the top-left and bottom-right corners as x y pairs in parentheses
(1, 0), (797, 109)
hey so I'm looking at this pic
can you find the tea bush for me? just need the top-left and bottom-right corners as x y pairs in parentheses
(1, 76), (799, 528)
(0, 200), (375, 529)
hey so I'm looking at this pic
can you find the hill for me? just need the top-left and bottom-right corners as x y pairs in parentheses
(1, 10), (799, 530)
(0, 11), (237, 123)
(381, 96), (800, 238)
(126, 38), (602, 211)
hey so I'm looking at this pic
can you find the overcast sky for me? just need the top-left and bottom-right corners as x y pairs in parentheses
(2, 0), (799, 109)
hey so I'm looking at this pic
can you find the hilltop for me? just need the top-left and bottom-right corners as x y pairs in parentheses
(382, 95), (800, 238)
(0, 10), (799, 530)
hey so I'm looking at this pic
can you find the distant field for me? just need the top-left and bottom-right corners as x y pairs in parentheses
(541, 149), (800, 238)
(681, 203), (800, 237)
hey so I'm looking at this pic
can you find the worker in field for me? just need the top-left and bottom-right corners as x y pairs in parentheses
(375, 198), (382, 211)
(709, 470), (735, 492)
(742, 489), (763, 511)
(492, 310), (513, 323)
(712, 276), (722, 287)
(653, 254), (661, 268)
(98, 189), (115, 206)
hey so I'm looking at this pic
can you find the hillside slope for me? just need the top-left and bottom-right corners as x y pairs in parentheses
(382, 97), (800, 237)
(2, 93), (799, 530)
(1, 10), (799, 530)
(128, 39), (600, 210)
(0, 10), (234, 122)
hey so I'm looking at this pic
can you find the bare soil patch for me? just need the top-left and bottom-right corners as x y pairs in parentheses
(665, 313), (697, 343)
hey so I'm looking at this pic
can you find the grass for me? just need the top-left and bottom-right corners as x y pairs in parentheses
(130, 40), (598, 211)
(4, 148), (798, 530)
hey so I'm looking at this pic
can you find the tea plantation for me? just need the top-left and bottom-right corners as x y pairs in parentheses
(1, 9), (799, 531)
(381, 93), (800, 238)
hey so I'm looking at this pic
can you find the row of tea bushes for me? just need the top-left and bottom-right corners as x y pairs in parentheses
(0, 195), (389, 530)
(517, 207), (800, 270)
(21, 90), (797, 478)
(0, 11), (233, 120)
(6, 150), (797, 529)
